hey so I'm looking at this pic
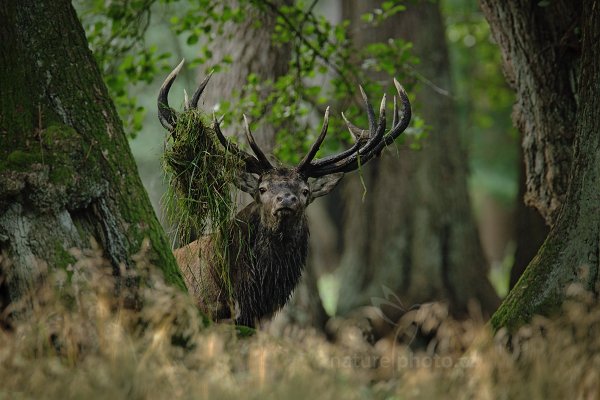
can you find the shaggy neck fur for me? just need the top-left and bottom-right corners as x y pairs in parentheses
(229, 204), (309, 327)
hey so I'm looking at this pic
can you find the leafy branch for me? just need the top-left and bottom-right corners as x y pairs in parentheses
(77, 0), (424, 155)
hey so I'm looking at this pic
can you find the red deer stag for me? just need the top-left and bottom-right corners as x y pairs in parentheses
(158, 60), (411, 327)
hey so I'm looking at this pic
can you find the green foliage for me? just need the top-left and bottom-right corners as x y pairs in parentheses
(360, 1), (406, 25)
(160, 109), (245, 300)
(76, 0), (422, 159)
(169, 1), (246, 65)
(2, 150), (41, 171)
(253, 0), (421, 163)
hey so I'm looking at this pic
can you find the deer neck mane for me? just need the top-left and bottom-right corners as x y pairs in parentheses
(227, 201), (309, 325)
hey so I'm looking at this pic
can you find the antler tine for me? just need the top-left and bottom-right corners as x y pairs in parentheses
(157, 60), (272, 174)
(381, 79), (411, 146)
(190, 70), (214, 109)
(322, 93), (387, 167)
(350, 93), (386, 157)
(183, 89), (190, 110)
(308, 111), (365, 168)
(342, 112), (367, 141)
(376, 94), (398, 157)
(311, 96), (383, 169)
(392, 95), (398, 128)
(395, 79), (411, 124)
(378, 93), (387, 127)
(348, 93), (386, 155)
(243, 114), (273, 169)
(297, 107), (330, 172)
(302, 80), (411, 178)
(359, 85), (376, 134)
(213, 116), (267, 174)
(158, 58), (185, 130)
(213, 115), (233, 148)
(363, 81), (411, 158)
(301, 94), (386, 176)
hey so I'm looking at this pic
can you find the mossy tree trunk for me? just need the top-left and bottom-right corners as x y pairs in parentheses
(0, 0), (185, 316)
(335, 0), (499, 321)
(480, 1), (580, 227)
(480, 0), (600, 331)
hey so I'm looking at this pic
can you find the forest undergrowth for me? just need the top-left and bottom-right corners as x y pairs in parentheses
(1, 240), (599, 400)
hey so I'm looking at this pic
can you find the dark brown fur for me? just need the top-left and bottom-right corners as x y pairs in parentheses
(175, 169), (337, 327)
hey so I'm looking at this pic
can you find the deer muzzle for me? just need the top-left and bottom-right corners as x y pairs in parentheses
(273, 193), (299, 216)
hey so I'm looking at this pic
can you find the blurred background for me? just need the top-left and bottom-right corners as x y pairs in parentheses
(74, 0), (548, 333)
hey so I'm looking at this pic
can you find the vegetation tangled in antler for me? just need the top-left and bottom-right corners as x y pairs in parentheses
(162, 108), (242, 246)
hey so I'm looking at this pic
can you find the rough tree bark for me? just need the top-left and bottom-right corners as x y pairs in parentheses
(335, 0), (499, 320)
(480, 1), (579, 227)
(480, 0), (600, 330)
(0, 0), (184, 316)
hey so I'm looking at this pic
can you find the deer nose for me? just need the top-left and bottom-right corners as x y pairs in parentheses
(276, 192), (298, 205)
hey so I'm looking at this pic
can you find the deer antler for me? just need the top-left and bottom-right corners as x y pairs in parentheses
(157, 60), (273, 174)
(296, 80), (411, 178)
(159, 61), (410, 178)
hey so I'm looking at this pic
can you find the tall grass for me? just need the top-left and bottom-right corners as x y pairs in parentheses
(1, 243), (599, 399)
(161, 109), (244, 299)
(162, 110), (241, 245)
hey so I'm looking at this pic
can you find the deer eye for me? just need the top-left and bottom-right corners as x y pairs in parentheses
(302, 189), (309, 196)
(259, 187), (267, 194)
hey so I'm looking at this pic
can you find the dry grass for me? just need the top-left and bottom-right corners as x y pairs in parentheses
(1, 244), (599, 399)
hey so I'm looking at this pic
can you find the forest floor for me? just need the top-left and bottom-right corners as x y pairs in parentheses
(1, 242), (598, 399)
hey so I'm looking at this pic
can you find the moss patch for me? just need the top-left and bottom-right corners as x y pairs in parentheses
(491, 237), (564, 332)
(52, 241), (77, 271)
(0, 124), (93, 189)
(2, 150), (43, 171)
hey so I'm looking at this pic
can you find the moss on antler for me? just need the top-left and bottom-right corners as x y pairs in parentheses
(162, 110), (242, 246)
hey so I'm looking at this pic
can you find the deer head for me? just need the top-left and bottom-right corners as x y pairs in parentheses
(157, 60), (411, 231)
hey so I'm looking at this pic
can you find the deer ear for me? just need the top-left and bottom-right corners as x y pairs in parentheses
(309, 173), (344, 201)
(235, 172), (259, 194)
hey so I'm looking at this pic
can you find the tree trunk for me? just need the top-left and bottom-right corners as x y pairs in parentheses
(0, 0), (185, 316)
(335, 0), (499, 320)
(200, 0), (291, 152)
(480, 0), (600, 331)
(479, 1), (579, 227)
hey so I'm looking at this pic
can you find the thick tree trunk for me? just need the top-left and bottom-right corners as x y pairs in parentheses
(0, 0), (184, 316)
(480, 0), (600, 330)
(479, 0), (579, 226)
(335, 0), (499, 319)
